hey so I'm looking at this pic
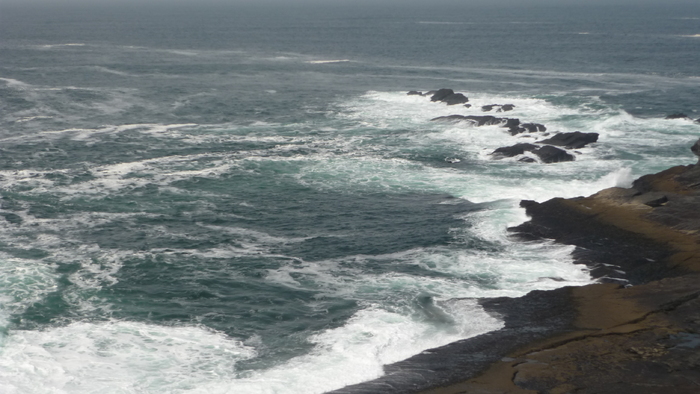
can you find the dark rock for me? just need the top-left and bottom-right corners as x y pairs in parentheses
(491, 143), (538, 158)
(482, 104), (515, 112)
(407, 91), (423, 96)
(441, 93), (469, 105)
(431, 114), (470, 122)
(518, 157), (537, 163)
(509, 198), (672, 284)
(430, 88), (455, 102)
(519, 199), (539, 209)
(521, 123), (547, 133)
(492, 143), (575, 164)
(537, 131), (599, 149)
(503, 118), (523, 135)
(665, 113), (689, 119)
(533, 145), (575, 163)
(503, 118), (520, 129)
(508, 128), (526, 135)
(426, 88), (470, 105)
(431, 115), (527, 135)
(464, 104), (472, 108)
(465, 115), (502, 126)
(634, 192), (669, 207)
(691, 138), (700, 160)
(327, 287), (577, 394)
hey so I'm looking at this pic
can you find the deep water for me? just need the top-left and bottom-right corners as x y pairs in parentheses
(1, 3), (699, 393)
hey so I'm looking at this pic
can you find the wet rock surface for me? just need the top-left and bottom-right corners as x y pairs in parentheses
(536, 131), (599, 149)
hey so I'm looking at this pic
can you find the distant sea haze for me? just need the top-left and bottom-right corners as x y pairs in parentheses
(0, 2), (699, 393)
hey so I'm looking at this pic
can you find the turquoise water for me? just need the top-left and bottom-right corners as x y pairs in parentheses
(1, 3), (699, 393)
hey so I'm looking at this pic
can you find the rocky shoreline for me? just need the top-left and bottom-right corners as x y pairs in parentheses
(327, 93), (700, 393)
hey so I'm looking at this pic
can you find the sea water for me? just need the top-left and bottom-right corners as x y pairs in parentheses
(0, 2), (699, 393)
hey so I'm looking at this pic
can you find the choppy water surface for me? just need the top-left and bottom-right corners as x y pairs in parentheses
(1, 3), (699, 393)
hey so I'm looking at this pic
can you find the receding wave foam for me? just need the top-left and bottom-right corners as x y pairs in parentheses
(225, 301), (500, 394)
(0, 321), (256, 394)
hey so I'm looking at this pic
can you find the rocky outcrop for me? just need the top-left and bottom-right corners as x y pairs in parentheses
(536, 131), (599, 149)
(427, 139), (700, 394)
(419, 88), (604, 164)
(520, 123), (547, 134)
(491, 143), (538, 158)
(505, 122), (547, 136)
(442, 93), (469, 105)
(491, 143), (574, 164)
(531, 145), (575, 163)
(665, 112), (690, 119)
(330, 140), (700, 394)
(427, 89), (470, 105)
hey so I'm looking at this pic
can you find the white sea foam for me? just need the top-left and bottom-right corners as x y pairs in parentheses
(15, 116), (53, 123)
(326, 90), (697, 201)
(0, 321), (256, 394)
(0, 303), (498, 394)
(38, 43), (86, 48)
(222, 301), (501, 394)
(306, 59), (350, 64)
(0, 257), (59, 329)
(0, 150), (230, 199)
(89, 66), (138, 77)
(0, 78), (31, 89)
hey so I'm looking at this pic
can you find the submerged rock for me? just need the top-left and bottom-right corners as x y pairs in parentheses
(407, 90), (423, 96)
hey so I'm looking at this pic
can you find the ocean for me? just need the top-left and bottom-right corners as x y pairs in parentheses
(0, 2), (699, 393)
